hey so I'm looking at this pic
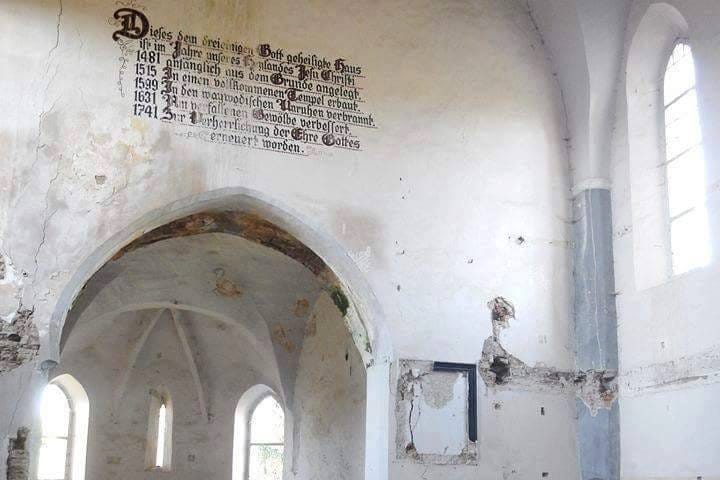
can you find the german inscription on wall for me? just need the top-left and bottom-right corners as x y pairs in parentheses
(110, 7), (376, 156)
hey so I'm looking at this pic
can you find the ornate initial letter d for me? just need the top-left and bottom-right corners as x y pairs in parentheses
(112, 8), (149, 41)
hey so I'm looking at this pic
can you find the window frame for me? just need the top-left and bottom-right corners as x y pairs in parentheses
(246, 394), (285, 480)
(233, 386), (286, 480)
(38, 383), (74, 480)
(660, 39), (709, 276)
(38, 375), (89, 480)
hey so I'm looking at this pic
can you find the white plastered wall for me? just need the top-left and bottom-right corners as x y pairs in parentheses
(612, 1), (720, 478)
(0, 0), (576, 478)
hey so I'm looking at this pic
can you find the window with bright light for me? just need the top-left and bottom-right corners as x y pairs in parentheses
(146, 390), (172, 471)
(38, 384), (72, 480)
(38, 376), (89, 480)
(663, 42), (710, 274)
(248, 396), (284, 480)
(37, 374), (90, 480)
(155, 404), (167, 467)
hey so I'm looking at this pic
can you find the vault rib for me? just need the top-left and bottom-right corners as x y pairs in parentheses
(112, 308), (166, 416)
(170, 308), (210, 423)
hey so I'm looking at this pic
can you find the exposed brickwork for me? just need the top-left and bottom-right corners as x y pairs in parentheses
(6, 427), (29, 480)
(0, 308), (39, 373)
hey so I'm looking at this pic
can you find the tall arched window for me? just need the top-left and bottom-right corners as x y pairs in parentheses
(247, 396), (285, 480)
(38, 375), (89, 480)
(38, 385), (71, 480)
(233, 386), (287, 480)
(663, 42), (710, 274)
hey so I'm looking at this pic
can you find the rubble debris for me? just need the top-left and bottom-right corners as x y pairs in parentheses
(294, 298), (310, 317)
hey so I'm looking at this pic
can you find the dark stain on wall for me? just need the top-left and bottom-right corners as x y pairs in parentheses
(113, 210), (328, 276)
(328, 286), (350, 317)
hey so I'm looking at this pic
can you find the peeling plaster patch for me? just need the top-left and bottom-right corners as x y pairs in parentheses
(304, 314), (317, 338)
(294, 298), (310, 317)
(114, 211), (328, 276)
(213, 268), (243, 297)
(620, 346), (720, 396)
(575, 370), (618, 412)
(0, 307), (39, 373)
(421, 373), (457, 409)
(0, 252), (23, 323)
(339, 298), (374, 366)
(272, 324), (295, 353)
(396, 360), (478, 465)
(6, 427), (29, 480)
(479, 300), (618, 415)
(487, 296), (515, 337)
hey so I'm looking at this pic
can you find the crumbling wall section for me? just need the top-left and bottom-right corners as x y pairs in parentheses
(394, 297), (616, 469)
(6, 428), (29, 480)
(621, 345), (720, 396)
(395, 360), (477, 465)
(479, 335), (617, 415)
(480, 297), (618, 415)
(0, 308), (39, 374)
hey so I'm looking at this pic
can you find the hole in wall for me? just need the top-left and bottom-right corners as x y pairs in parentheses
(489, 356), (510, 384)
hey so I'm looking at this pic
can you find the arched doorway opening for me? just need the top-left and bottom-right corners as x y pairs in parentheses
(46, 189), (392, 480)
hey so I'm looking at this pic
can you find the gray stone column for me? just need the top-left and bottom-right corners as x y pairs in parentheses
(572, 188), (620, 480)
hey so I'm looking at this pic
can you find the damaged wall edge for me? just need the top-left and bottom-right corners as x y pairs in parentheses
(6, 428), (30, 480)
(481, 297), (618, 415)
(0, 308), (40, 374)
(478, 334), (618, 415)
(395, 360), (479, 466)
(620, 345), (720, 396)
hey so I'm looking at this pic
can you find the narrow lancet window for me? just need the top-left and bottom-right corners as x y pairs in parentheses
(146, 389), (172, 471)
(155, 403), (167, 467)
